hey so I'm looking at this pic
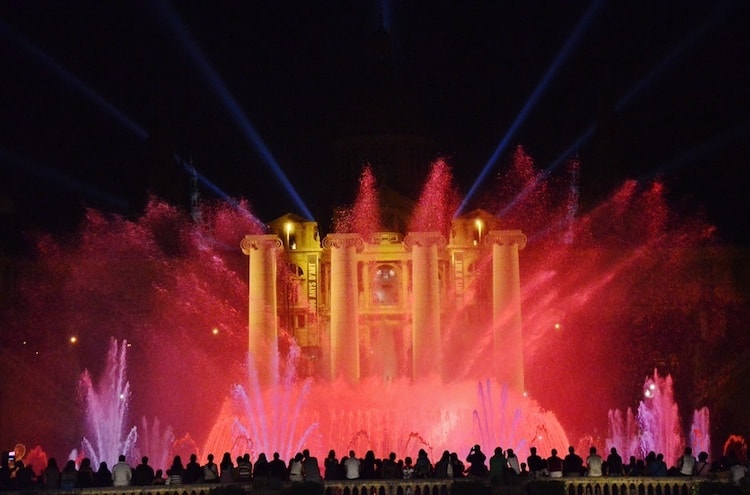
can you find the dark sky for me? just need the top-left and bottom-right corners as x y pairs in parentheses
(1, 0), (749, 248)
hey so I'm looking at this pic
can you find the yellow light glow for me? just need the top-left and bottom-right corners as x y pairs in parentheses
(212, 327), (219, 335)
(554, 323), (561, 330)
(69, 336), (77, 344)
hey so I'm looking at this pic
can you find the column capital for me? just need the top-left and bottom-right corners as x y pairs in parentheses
(241, 234), (283, 255)
(322, 233), (365, 251)
(404, 232), (446, 250)
(484, 230), (527, 250)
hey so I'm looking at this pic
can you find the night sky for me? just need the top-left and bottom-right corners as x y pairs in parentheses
(1, 1), (749, 248)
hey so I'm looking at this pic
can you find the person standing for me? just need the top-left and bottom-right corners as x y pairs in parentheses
(466, 445), (488, 477)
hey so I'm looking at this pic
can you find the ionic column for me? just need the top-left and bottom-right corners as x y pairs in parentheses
(485, 230), (527, 392)
(323, 233), (364, 383)
(405, 232), (445, 381)
(241, 234), (283, 387)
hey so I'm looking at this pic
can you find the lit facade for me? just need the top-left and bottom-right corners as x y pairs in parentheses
(243, 209), (527, 390)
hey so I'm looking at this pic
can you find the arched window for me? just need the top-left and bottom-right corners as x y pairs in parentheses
(372, 264), (399, 305)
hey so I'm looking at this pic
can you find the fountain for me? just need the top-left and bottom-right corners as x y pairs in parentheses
(2, 147), (734, 469)
(606, 370), (711, 467)
(79, 339), (137, 467)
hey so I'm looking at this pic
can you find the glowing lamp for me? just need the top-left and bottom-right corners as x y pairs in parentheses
(554, 323), (561, 330)
(284, 222), (294, 248)
(649, 383), (656, 391)
(212, 327), (219, 335)
(69, 336), (77, 344)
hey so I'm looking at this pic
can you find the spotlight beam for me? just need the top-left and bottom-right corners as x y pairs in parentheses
(504, 1), (735, 219)
(615, 1), (733, 113)
(457, 0), (603, 216)
(643, 118), (750, 182)
(546, 1), (733, 175)
(0, 148), (129, 210)
(152, 1), (313, 220)
(0, 19), (148, 143)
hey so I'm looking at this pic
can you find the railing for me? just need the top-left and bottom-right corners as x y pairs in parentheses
(1, 477), (728, 495)
(549, 476), (723, 495)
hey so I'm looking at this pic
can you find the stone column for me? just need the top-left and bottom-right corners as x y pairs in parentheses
(405, 232), (445, 381)
(485, 230), (527, 392)
(241, 234), (283, 387)
(323, 233), (364, 383)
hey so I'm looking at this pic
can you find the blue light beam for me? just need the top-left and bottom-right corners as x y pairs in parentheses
(615, 1), (733, 113)
(0, 148), (129, 210)
(457, 0), (604, 216)
(642, 118), (750, 182)
(0, 19), (148, 143)
(152, 1), (313, 220)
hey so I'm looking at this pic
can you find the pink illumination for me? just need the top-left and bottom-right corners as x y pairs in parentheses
(2, 150), (732, 468)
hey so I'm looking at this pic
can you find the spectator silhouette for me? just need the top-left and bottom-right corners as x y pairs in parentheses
(43, 458), (60, 489)
(466, 444), (488, 477)
(253, 453), (270, 479)
(268, 452), (287, 481)
(564, 446), (583, 476)
(167, 455), (184, 484)
(94, 461), (112, 487)
(60, 460), (77, 489)
(133, 456), (155, 486)
(219, 452), (234, 483)
(324, 450), (340, 480)
(302, 449), (322, 482)
(203, 453), (219, 483)
(184, 453), (202, 483)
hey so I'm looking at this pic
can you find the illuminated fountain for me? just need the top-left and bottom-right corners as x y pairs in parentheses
(3, 147), (731, 467)
(607, 370), (711, 467)
(79, 339), (137, 467)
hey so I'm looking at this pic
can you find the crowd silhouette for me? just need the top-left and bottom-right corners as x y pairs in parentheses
(0, 444), (747, 490)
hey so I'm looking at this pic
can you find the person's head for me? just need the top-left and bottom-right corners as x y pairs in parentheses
(495, 447), (503, 455)
(65, 460), (76, 471)
(142, 456), (149, 465)
(610, 447), (617, 454)
(404, 457), (412, 466)
(172, 455), (183, 468)
(589, 447), (597, 455)
(243, 453), (250, 462)
(303, 449), (310, 458)
(390, 452), (397, 461)
(349, 450), (356, 458)
(521, 462), (528, 471)
(155, 469), (163, 478)
(98, 462), (108, 471)
(273, 452), (279, 460)
(530, 447), (537, 455)
(236, 456), (243, 465)
(118, 455), (126, 462)
(190, 454), (197, 462)
(507, 449), (515, 456)
(47, 458), (58, 470)
(568, 446), (575, 454)
(685, 447), (693, 455)
(80, 458), (91, 469)
(699, 452), (709, 461)
(295, 452), (303, 462)
(207, 453), (214, 462)
(474, 444), (481, 452)
(551, 449), (557, 456)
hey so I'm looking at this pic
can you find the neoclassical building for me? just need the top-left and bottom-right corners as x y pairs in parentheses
(241, 209), (527, 392)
